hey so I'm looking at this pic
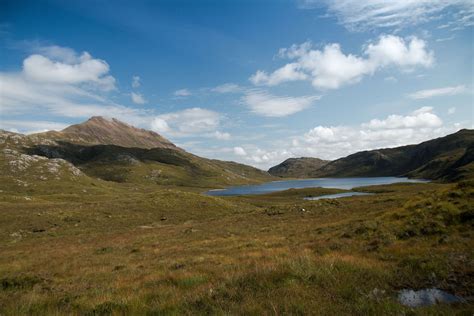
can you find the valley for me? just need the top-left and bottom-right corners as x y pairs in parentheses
(0, 118), (473, 314)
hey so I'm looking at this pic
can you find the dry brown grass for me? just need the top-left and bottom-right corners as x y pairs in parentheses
(0, 182), (473, 314)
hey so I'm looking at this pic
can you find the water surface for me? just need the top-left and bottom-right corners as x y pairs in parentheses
(304, 192), (373, 200)
(206, 177), (426, 196)
(398, 288), (465, 307)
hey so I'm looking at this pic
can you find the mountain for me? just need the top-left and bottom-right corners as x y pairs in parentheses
(38, 116), (178, 150)
(310, 129), (474, 180)
(268, 157), (329, 178)
(1, 117), (273, 190)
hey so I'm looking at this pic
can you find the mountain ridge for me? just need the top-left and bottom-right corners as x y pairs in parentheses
(268, 129), (474, 181)
(268, 157), (329, 178)
(37, 116), (178, 150)
(1, 117), (274, 188)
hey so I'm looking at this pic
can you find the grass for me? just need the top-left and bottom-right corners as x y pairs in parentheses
(0, 178), (473, 315)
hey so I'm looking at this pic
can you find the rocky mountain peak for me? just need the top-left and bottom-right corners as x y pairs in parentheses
(57, 117), (178, 150)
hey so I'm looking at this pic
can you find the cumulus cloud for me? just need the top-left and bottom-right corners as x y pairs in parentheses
(448, 107), (456, 115)
(35, 45), (79, 64)
(408, 85), (467, 99)
(232, 107), (466, 169)
(0, 45), (151, 130)
(362, 107), (442, 129)
(232, 146), (294, 169)
(250, 35), (433, 90)
(250, 63), (307, 86)
(242, 90), (320, 117)
(365, 35), (434, 68)
(296, 107), (449, 160)
(233, 146), (247, 156)
(23, 52), (116, 91)
(174, 89), (191, 97)
(303, 0), (474, 32)
(132, 75), (141, 88)
(150, 108), (227, 138)
(131, 92), (147, 104)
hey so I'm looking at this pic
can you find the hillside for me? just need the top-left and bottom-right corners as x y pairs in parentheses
(311, 129), (474, 180)
(268, 157), (329, 178)
(0, 117), (273, 191)
(37, 116), (178, 150)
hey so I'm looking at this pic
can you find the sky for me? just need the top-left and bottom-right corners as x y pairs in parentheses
(0, 0), (473, 169)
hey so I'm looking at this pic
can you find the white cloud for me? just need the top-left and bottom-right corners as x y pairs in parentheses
(0, 44), (233, 143)
(35, 45), (79, 64)
(150, 118), (171, 133)
(174, 89), (191, 97)
(305, 0), (474, 32)
(250, 63), (307, 86)
(296, 107), (450, 160)
(233, 146), (247, 156)
(436, 36), (456, 42)
(0, 45), (150, 129)
(232, 146), (294, 169)
(132, 75), (141, 88)
(384, 76), (398, 83)
(0, 72), (140, 120)
(213, 131), (231, 140)
(242, 90), (320, 117)
(150, 108), (224, 137)
(23, 52), (116, 91)
(448, 107), (456, 114)
(131, 92), (146, 104)
(408, 85), (467, 99)
(250, 35), (433, 90)
(212, 83), (241, 93)
(0, 120), (69, 134)
(231, 107), (466, 170)
(365, 35), (434, 68)
(362, 107), (442, 129)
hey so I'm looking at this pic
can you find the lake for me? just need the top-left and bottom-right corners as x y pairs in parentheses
(205, 177), (426, 196)
(303, 192), (373, 200)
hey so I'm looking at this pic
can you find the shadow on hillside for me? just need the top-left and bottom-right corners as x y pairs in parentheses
(26, 141), (193, 167)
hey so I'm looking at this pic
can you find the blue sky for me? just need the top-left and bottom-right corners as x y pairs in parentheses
(1, 0), (473, 169)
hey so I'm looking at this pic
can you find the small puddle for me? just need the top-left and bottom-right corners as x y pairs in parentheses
(398, 288), (465, 307)
(304, 192), (373, 200)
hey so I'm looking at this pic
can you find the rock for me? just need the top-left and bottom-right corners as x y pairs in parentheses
(369, 288), (386, 301)
(116, 154), (140, 165)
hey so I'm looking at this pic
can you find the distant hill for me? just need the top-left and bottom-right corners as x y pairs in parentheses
(268, 157), (329, 178)
(38, 116), (178, 150)
(1, 117), (273, 189)
(312, 129), (474, 181)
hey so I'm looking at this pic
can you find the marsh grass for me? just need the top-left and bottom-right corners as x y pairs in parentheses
(0, 181), (473, 314)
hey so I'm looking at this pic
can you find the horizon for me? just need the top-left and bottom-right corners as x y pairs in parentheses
(1, 0), (473, 169)
(7, 114), (472, 172)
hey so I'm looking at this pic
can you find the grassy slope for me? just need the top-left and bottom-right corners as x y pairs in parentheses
(312, 129), (474, 180)
(1, 180), (473, 315)
(1, 130), (273, 191)
(268, 157), (329, 178)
